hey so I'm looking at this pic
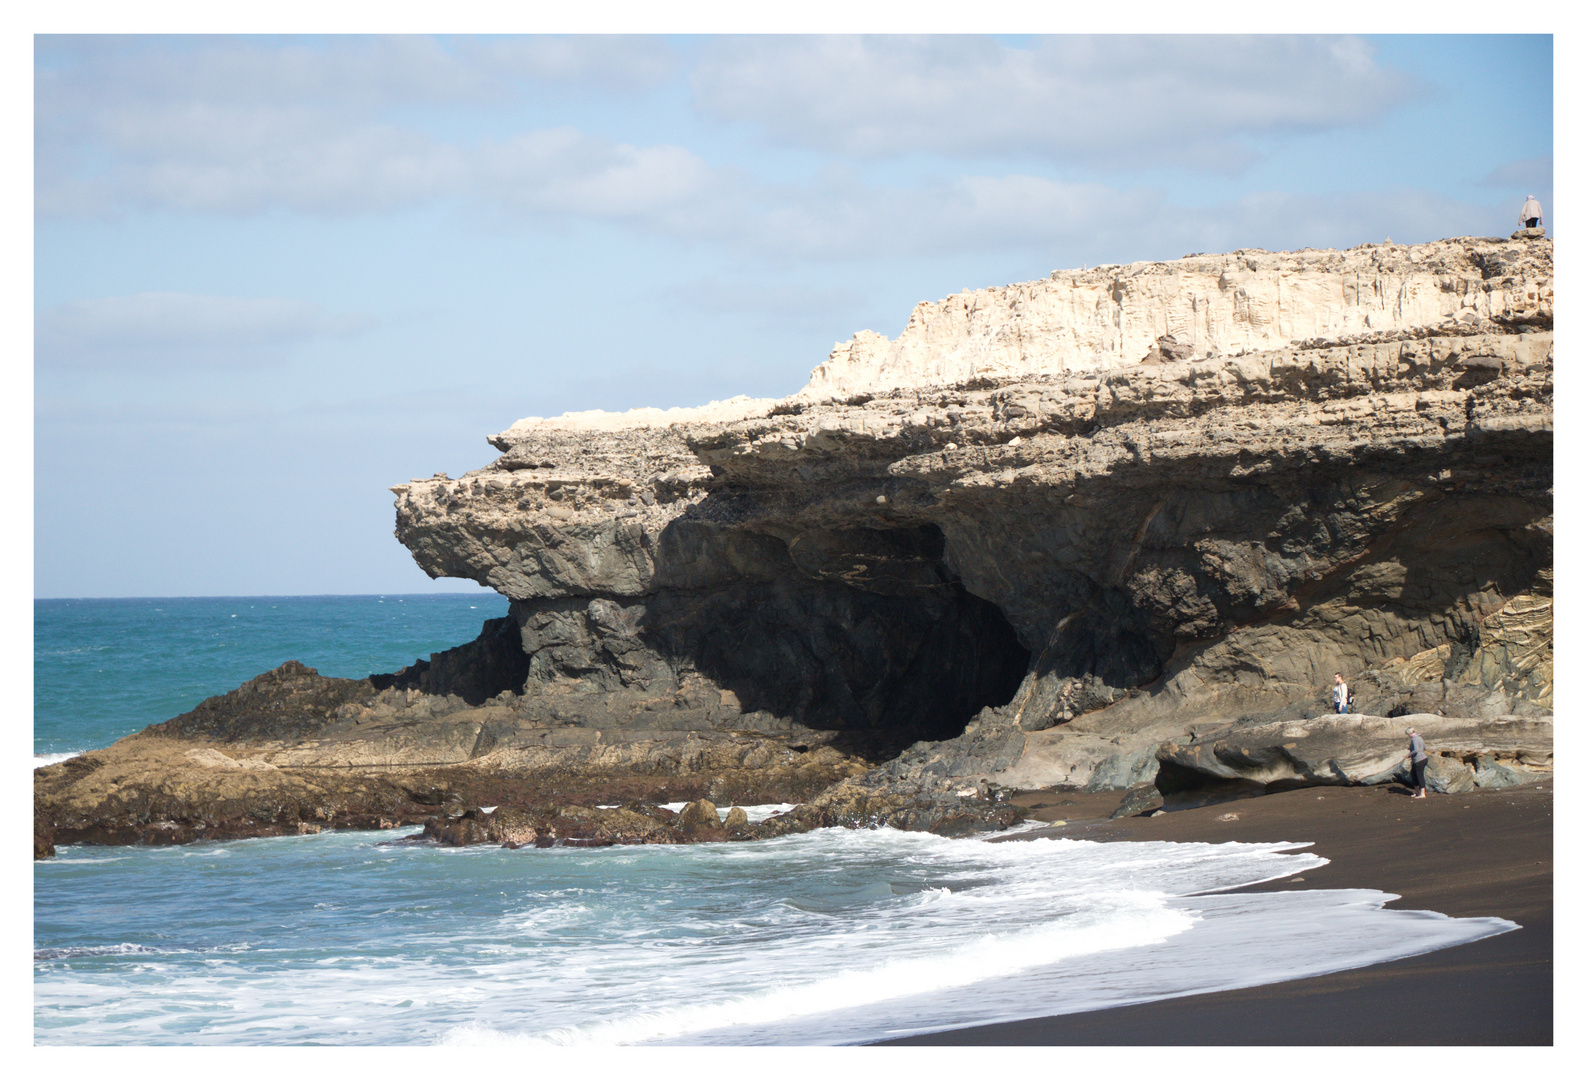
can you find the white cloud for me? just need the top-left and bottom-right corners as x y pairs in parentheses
(36, 293), (374, 370)
(41, 34), (1420, 225)
(39, 97), (731, 223)
(474, 128), (727, 222)
(690, 35), (1423, 171)
(460, 36), (682, 93)
(36, 34), (679, 116)
(35, 35), (684, 217)
(32, 34), (1506, 263)
(86, 108), (464, 216)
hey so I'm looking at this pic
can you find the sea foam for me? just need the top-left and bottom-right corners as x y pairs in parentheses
(35, 825), (1515, 1045)
(34, 751), (83, 769)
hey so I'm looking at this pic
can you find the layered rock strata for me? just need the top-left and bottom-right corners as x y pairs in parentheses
(806, 237), (1549, 395)
(36, 236), (1553, 853)
(391, 236), (1553, 815)
(1154, 712), (1552, 807)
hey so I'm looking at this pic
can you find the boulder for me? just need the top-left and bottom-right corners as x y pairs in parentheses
(1086, 745), (1160, 792)
(1110, 782), (1164, 819)
(1140, 333), (1196, 365)
(1473, 754), (1542, 789)
(1155, 713), (1550, 795)
(422, 813), (493, 847)
(675, 798), (723, 838)
(1423, 754), (1477, 795)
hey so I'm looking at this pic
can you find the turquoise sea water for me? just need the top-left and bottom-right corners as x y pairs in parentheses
(33, 595), (1518, 1045)
(34, 594), (508, 759)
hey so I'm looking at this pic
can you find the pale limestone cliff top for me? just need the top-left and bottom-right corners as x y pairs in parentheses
(801, 236), (1551, 398)
(497, 394), (780, 437)
(497, 236), (1551, 436)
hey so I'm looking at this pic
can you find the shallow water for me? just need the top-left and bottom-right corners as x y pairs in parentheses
(34, 824), (1514, 1045)
(33, 595), (1518, 1045)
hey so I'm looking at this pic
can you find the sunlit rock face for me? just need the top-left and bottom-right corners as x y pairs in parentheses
(803, 237), (1553, 397)
(391, 234), (1550, 808)
(35, 237), (1555, 857)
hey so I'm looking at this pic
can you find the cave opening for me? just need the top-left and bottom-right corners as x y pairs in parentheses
(691, 524), (1033, 760)
(380, 524), (1034, 763)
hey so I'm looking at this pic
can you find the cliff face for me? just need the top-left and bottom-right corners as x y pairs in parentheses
(805, 239), (1550, 396)
(37, 237), (1553, 853)
(390, 235), (1552, 805)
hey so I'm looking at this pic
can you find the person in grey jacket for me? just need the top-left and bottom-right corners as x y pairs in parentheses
(1519, 195), (1543, 229)
(1406, 727), (1428, 799)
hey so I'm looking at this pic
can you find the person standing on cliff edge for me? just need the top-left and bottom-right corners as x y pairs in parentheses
(1519, 195), (1543, 229)
(1332, 673), (1349, 714)
(1405, 727), (1429, 799)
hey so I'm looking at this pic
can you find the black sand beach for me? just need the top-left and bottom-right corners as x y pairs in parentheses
(882, 779), (1552, 1045)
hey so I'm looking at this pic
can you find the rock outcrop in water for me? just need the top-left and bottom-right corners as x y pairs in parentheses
(35, 236), (1553, 853)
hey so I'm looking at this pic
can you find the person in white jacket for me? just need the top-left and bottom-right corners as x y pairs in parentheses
(1332, 672), (1349, 714)
(1519, 195), (1543, 229)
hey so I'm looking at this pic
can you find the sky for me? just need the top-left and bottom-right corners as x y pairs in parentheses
(31, 32), (1554, 598)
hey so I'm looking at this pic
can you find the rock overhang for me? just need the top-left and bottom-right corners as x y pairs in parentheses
(35, 237), (1557, 857)
(389, 235), (1552, 793)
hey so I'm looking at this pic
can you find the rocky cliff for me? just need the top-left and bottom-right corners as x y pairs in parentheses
(36, 236), (1553, 852)
(805, 238), (1548, 395)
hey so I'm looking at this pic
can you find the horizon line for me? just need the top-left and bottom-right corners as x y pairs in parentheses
(34, 590), (500, 602)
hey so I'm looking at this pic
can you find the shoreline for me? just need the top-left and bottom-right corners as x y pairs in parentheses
(34, 769), (1551, 1045)
(880, 778), (1552, 1045)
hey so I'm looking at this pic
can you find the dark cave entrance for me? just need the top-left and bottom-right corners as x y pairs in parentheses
(690, 524), (1032, 759)
(381, 524), (1034, 762)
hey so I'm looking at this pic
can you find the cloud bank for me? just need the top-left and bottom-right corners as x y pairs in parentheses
(38, 33), (1439, 257)
(690, 35), (1422, 171)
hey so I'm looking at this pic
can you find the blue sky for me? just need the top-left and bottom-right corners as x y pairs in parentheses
(32, 33), (1553, 598)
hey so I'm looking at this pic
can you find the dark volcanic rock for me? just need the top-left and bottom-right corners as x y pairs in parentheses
(150, 661), (379, 742)
(372, 615), (530, 705)
(388, 242), (1551, 817)
(37, 238), (1554, 850)
(674, 798), (721, 837)
(1110, 783), (1164, 819)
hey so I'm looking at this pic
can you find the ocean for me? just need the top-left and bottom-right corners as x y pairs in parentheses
(33, 594), (511, 763)
(34, 596), (1517, 1045)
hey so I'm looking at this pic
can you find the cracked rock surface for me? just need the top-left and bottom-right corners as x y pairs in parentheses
(36, 236), (1553, 852)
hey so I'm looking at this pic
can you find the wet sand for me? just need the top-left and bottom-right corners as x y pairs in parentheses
(880, 778), (1552, 1045)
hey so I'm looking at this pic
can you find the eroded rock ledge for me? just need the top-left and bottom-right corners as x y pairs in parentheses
(36, 237), (1553, 854)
